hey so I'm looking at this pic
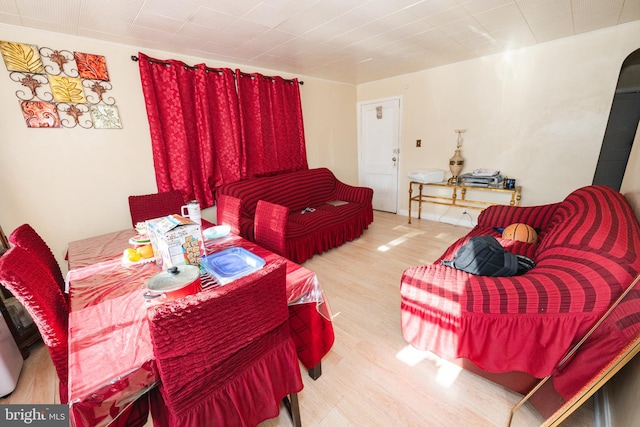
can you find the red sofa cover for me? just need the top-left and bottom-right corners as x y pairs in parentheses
(216, 168), (373, 263)
(400, 185), (640, 410)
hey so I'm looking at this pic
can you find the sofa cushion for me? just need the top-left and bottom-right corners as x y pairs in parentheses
(284, 201), (372, 263)
(285, 203), (365, 238)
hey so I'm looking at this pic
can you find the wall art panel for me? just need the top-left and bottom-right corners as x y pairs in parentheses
(1, 40), (121, 129)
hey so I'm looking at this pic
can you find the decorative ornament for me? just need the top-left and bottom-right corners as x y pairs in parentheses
(448, 129), (466, 184)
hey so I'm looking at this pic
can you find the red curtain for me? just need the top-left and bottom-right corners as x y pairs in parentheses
(138, 53), (242, 208)
(236, 71), (308, 178)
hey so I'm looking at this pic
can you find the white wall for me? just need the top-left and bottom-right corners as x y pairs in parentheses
(0, 24), (357, 270)
(357, 20), (640, 217)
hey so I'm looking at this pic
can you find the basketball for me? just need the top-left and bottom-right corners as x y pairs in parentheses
(502, 223), (538, 243)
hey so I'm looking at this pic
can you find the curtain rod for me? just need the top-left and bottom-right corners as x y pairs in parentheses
(131, 55), (303, 85)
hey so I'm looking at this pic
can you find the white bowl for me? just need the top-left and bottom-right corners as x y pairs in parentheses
(203, 225), (231, 240)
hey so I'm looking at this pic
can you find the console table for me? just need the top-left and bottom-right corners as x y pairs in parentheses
(408, 181), (522, 224)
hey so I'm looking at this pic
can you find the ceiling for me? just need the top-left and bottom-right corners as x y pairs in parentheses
(1, 0), (639, 84)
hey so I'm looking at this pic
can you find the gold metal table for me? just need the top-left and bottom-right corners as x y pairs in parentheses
(408, 181), (522, 224)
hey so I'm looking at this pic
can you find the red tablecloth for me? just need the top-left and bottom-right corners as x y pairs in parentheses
(66, 230), (334, 427)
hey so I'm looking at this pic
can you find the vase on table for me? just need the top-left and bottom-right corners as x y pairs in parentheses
(448, 129), (466, 184)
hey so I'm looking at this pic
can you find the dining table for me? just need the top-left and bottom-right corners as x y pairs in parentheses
(66, 229), (335, 427)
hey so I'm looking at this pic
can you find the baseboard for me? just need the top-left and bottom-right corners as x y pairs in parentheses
(594, 388), (612, 427)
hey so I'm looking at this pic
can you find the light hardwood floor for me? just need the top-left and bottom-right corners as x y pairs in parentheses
(1, 211), (594, 426)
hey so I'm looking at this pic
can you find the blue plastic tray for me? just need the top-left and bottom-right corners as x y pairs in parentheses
(200, 247), (265, 284)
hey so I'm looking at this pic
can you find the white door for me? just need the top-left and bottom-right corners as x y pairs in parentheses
(358, 98), (401, 213)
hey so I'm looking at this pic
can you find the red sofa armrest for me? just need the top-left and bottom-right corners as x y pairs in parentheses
(216, 194), (243, 236)
(255, 200), (289, 257)
(334, 181), (373, 205)
(477, 202), (558, 230)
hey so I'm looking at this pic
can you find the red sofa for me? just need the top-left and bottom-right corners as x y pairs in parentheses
(400, 185), (640, 416)
(216, 168), (374, 263)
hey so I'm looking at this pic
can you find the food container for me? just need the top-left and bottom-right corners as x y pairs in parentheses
(144, 265), (202, 302)
(129, 234), (151, 249)
(146, 214), (204, 269)
(200, 247), (265, 285)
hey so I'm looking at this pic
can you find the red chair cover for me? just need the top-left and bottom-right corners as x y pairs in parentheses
(128, 190), (215, 229)
(0, 246), (69, 402)
(8, 224), (65, 294)
(255, 200), (288, 256)
(148, 259), (303, 427)
(128, 190), (186, 227)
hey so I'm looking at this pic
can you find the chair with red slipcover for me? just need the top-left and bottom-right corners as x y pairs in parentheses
(147, 259), (303, 427)
(0, 246), (149, 426)
(0, 246), (68, 402)
(128, 190), (215, 229)
(8, 224), (65, 295)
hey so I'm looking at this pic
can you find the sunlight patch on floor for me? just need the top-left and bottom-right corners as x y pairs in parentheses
(378, 230), (425, 251)
(396, 345), (462, 387)
(434, 359), (463, 387)
(395, 345), (430, 367)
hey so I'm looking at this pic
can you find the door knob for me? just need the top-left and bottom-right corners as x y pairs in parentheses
(392, 157), (397, 161)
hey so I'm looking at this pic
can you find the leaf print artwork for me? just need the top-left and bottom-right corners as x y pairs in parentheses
(49, 75), (87, 103)
(0, 41), (45, 73)
(74, 52), (110, 81)
(90, 104), (122, 129)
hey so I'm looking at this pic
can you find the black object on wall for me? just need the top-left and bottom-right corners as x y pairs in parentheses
(593, 48), (640, 191)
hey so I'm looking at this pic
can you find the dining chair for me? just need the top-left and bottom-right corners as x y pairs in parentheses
(128, 190), (215, 229)
(0, 246), (69, 402)
(128, 190), (186, 228)
(147, 259), (303, 427)
(0, 246), (149, 426)
(8, 224), (65, 295)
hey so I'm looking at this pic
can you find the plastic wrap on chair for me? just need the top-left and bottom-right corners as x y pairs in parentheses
(255, 200), (289, 257)
(217, 193), (253, 239)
